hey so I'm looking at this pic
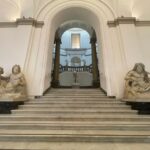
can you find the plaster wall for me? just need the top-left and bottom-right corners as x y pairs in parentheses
(0, 0), (20, 21)
(0, 26), (32, 75)
(136, 26), (150, 71)
(0, 0), (150, 98)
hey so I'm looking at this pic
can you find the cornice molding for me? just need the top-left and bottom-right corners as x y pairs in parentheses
(0, 18), (44, 28)
(108, 17), (150, 27)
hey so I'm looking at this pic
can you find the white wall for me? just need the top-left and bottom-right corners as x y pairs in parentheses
(132, 0), (150, 19)
(0, 0), (20, 21)
(0, 25), (32, 75)
(136, 26), (150, 71)
(0, 0), (150, 98)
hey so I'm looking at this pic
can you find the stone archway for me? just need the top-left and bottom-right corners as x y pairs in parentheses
(24, 0), (126, 98)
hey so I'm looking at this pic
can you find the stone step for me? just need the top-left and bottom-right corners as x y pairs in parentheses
(0, 129), (150, 136)
(46, 93), (106, 96)
(48, 89), (103, 92)
(11, 113), (140, 118)
(0, 120), (150, 125)
(0, 134), (150, 143)
(49, 89), (104, 91)
(12, 109), (137, 115)
(26, 102), (124, 106)
(32, 98), (117, 101)
(30, 98), (119, 104)
(0, 123), (149, 130)
(42, 96), (107, 98)
(37, 97), (115, 101)
(0, 115), (150, 122)
(26, 101), (124, 105)
(19, 106), (132, 110)
(48, 91), (105, 93)
(45, 92), (106, 94)
(46, 94), (107, 96)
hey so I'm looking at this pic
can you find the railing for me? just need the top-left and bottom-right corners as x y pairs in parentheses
(59, 65), (92, 73)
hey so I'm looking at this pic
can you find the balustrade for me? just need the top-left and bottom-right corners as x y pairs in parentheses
(59, 65), (92, 73)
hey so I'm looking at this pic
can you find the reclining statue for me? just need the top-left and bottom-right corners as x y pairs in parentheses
(0, 65), (27, 100)
(124, 63), (150, 99)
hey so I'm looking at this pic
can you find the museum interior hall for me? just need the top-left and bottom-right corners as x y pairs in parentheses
(0, 0), (150, 149)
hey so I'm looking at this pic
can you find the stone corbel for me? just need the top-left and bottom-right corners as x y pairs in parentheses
(108, 17), (150, 27)
(0, 18), (44, 28)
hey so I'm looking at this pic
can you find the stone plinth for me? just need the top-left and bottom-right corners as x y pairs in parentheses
(0, 96), (27, 114)
(122, 99), (150, 114)
(0, 97), (28, 102)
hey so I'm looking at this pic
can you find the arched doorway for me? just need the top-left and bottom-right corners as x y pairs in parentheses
(52, 23), (100, 88)
(24, 0), (127, 98)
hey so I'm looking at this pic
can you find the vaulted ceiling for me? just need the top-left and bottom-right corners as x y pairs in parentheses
(0, 0), (150, 21)
(57, 20), (95, 38)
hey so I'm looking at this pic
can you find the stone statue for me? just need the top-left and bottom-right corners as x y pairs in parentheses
(83, 60), (86, 66)
(0, 67), (7, 96)
(73, 71), (78, 83)
(65, 60), (68, 66)
(124, 63), (150, 99)
(2, 65), (27, 100)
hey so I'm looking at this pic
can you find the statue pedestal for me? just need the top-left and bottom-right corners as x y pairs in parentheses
(122, 99), (150, 115)
(0, 97), (27, 114)
(0, 99), (26, 114)
(72, 83), (80, 89)
(0, 97), (28, 102)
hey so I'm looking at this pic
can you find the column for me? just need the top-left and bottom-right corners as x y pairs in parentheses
(90, 37), (99, 87)
(52, 37), (61, 87)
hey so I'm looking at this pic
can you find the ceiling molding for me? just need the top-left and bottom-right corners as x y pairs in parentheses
(0, 18), (44, 28)
(108, 17), (150, 27)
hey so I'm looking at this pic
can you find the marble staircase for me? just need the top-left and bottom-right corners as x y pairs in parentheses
(0, 88), (150, 149)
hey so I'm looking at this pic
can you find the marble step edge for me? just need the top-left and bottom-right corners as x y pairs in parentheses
(19, 105), (130, 109)
(27, 100), (123, 102)
(43, 93), (106, 94)
(1, 129), (150, 135)
(18, 106), (131, 112)
(0, 118), (150, 122)
(42, 93), (107, 97)
(18, 107), (132, 111)
(48, 90), (104, 92)
(0, 134), (149, 143)
(42, 94), (107, 96)
(41, 96), (108, 98)
(30, 99), (118, 101)
(34, 99), (117, 101)
(0, 115), (150, 119)
(10, 111), (139, 116)
(11, 112), (137, 115)
(25, 102), (125, 105)
(0, 121), (150, 124)
(0, 124), (149, 131)
(29, 100), (121, 103)
(48, 91), (105, 92)
(12, 110), (137, 114)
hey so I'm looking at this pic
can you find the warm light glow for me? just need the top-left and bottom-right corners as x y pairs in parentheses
(132, 11), (140, 19)
(71, 34), (81, 49)
(9, 12), (21, 21)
